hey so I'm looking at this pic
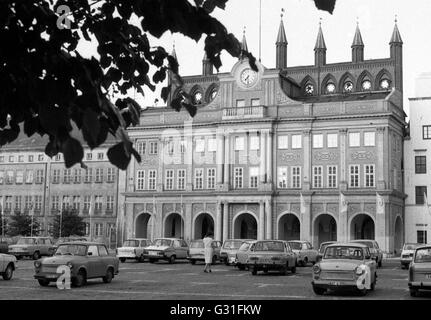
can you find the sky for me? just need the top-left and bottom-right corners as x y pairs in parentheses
(77, 0), (431, 117)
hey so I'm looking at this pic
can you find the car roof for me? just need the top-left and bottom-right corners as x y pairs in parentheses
(326, 242), (368, 248)
(320, 241), (336, 245)
(415, 245), (431, 250)
(286, 240), (308, 243)
(126, 238), (150, 241)
(60, 241), (105, 246)
(225, 239), (254, 242)
(154, 238), (183, 241)
(350, 239), (376, 243)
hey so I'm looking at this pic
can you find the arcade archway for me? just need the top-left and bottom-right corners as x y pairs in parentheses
(278, 214), (301, 241)
(233, 213), (258, 239)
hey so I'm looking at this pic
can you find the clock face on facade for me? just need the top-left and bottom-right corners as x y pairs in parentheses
(344, 81), (353, 93)
(305, 84), (314, 95)
(240, 68), (258, 87)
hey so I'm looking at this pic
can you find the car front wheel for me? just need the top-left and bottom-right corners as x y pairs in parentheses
(168, 255), (176, 264)
(119, 258), (126, 263)
(410, 288), (418, 297)
(103, 268), (114, 284)
(378, 259), (382, 268)
(32, 251), (40, 260)
(72, 270), (87, 288)
(312, 285), (326, 295)
(38, 279), (50, 287)
(290, 266), (296, 274)
(2, 264), (14, 280)
(251, 266), (258, 275)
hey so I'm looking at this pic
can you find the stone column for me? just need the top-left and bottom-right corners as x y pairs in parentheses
(223, 201), (229, 241)
(376, 127), (386, 190)
(266, 130), (273, 184)
(223, 133), (230, 188)
(157, 138), (164, 192)
(259, 200), (265, 240)
(216, 130), (225, 186)
(185, 121), (194, 191)
(260, 131), (267, 184)
(339, 129), (348, 190)
(156, 202), (163, 238)
(337, 195), (348, 242)
(302, 130), (311, 190)
(216, 201), (222, 241)
(265, 199), (272, 239)
(300, 195), (311, 241)
(376, 200), (388, 252)
(184, 202), (193, 242)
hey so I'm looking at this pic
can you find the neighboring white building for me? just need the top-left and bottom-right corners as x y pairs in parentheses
(404, 73), (431, 245)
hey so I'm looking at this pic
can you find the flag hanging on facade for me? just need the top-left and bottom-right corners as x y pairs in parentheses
(340, 192), (348, 213)
(376, 192), (385, 215)
(300, 193), (306, 215)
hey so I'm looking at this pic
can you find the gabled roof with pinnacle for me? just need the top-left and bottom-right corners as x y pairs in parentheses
(314, 23), (326, 50)
(241, 28), (248, 52)
(352, 24), (364, 47)
(390, 21), (403, 44)
(276, 19), (288, 44)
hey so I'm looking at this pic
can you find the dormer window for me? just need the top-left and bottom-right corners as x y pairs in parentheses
(343, 81), (354, 93)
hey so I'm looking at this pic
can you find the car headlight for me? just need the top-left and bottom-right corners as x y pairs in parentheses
(312, 264), (321, 274)
(355, 266), (364, 275)
(34, 261), (41, 268)
(66, 262), (73, 269)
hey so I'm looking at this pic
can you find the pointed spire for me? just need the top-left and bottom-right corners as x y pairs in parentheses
(390, 16), (403, 44)
(202, 51), (213, 76)
(171, 41), (177, 60)
(276, 8), (288, 69)
(314, 19), (327, 50)
(352, 21), (364, 47)
(241, 26), (248, 52)
(276, 9), (288, 44)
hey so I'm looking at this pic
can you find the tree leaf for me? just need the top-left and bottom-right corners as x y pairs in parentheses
(107, 142), (131, 170)
(62, 137), (84, 168)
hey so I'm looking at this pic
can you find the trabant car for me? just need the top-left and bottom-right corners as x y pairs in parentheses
(9, 237), (54, 260)
(287, 240), (318, 266)
(117, 238), (152, 263)
(187, 240), (222, 265)
(0, 253), (17, 280)
(52, 236), (87, 252)
(317, 241), (337, 262)
(400, 243), (421, 269)
(220, 239), (254, 265)
(143, 238), (189, 264)
(236, 241), (256, 270)
(247, 240), (297, 275)
(350, 240), (383, 268)
(311, 243), (377, 296)
(408, 245), (431, 297)
(34, 242), (119, 287)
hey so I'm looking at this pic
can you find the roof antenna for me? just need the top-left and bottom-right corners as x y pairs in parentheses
(258, 0), (262, 62)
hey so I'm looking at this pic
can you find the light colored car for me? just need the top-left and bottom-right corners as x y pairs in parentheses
(9, 237), (54, 260)
(0, 253), (17, 280)
(247, 240), (297, 275)
(408, 245), (431, 297)
(187, 240), (222, 265)
(312, 243), (377, 296)
(351, 240), (383, 268)
(236, 241), (256, 270)
(143, 238), (189, 264)
(34, 242), (119, 287)
(117, 239), (152, 263)
(400, 243), (421, 269)
(220, 239), (254, 265)
(287, 240), (318, 266)
(52, 236), (87, 252)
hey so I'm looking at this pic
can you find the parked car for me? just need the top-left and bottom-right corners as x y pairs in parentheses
(142, 238), (189, 264)
(236, 241), (256, 270)
(287, 240), (318, 266)
(400, 243), (421, 269)
(220, 239), (254, 265)
(312, 243), (377, 296)
(408, 245), (431, 297)
(34, 242), (119, 287)
(117, 239), (152, 263)
(316, 241), (337, 262)
(350, 240), (383, 268)
(187, 240), (222, 265)
(0, 237), (14, 254)
(0, 253), (17, 280)
(9, 237), (54, 260)
(52, 236), (87, 252)
(247, 240), (297, 275)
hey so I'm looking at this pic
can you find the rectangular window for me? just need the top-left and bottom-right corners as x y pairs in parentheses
(327, 133), (338, 148)
(72, 196), (80, 212)
(415, 156), (427, 174)
(195, 139), (205, 153)
(313, 166), (323, 188)
(136, 141), (146, 156)
(136, 170), (145, 191)
(327, 165), (337, 188)
(349, 132), (360, 147)
(277, 167), (288, 189)
(25, 170), (34, 184)
(365, 165), (375, 187)
(423, 125), (431, 140)
(95, 223), (103, 237)
(52, 169), (60, 184)
(277, 135), (288, 149)
(63, 169), (71, 184)
(166, 140), (175, 156)
(291, 167), (301, 188)
(106, 196), (114, 212)
(84, 168), (92, 183)
(86, 153), (93, 161)
(208, 138), (217, 152)
(51, 196), (59, 212)
(9, 156), (14, 163)
(235, 137), (245, 151)
(5, 196), (12, 212)
(34, 196), (42, 213)
(15, 196), (22, 212)
(97, 152), (104, 160)
(62, 195), (70, 211)
(6, 170), (14, 184)
(364, 132), (376, 146)
(416, 186), (427, 205)
(177, 169), (186, 190)
(38, 154), (44, 161)
(236, 99), (245, 108)
(250, 136), (260, 150)
(73, 169), (81, 183)
(24, 196), (32, 212)
(0, 171), (4, 184)
(36, 170), (44, 184)
(95, 168), (103, 183)
(234, 167), (243, 189)
(28, 155), (34, 162)
(165, 169), (174, 190)
(291, 135), (302, 149)
(249, 167), (259, 188)
(55, 154), (61, 161)
(95, 196), (103, 213)
(149, 142), (158, 155)
(180, 141), (186, 154)
(207, 168), (216, 189)
(107, 168), (115, 183)
(251, 98), (260, 106)
(349, 165), (360, 188)
(194, 168), (204, 190)
(417, 230), (428, 244)
(0, 156), (3, 163)
(16, 171), (24, 184)
(85, 223), (90, 236)
(148, 170), (157, 190)
(313, 134), (323, 148)
(18, 155), (24, 162)
(83, 196), (91, 214)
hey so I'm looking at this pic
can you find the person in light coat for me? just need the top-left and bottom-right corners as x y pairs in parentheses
(203, 231), (214, 273)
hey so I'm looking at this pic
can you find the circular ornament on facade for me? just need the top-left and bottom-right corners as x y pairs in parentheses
(380, 79), (391, 90)
(361, 80), (372, 91)
(343, 81), (353, 93)
(326, 83), (336, 94)
(209, 87), (218, 101)
(192, 91), (203, 105)
(305, 84), (314, 95)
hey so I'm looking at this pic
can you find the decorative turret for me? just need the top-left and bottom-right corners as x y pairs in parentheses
(202, 52), (213, 76)
(351, 21), (364, 63)
(390, 16), (403, 92)
(240, 26), (248, 60)
(314, 20), (327, 66)
(276, 9), (288, 69)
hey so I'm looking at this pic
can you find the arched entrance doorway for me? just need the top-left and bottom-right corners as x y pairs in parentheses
(164, 213), (184, 238)
(234, 213), (257, 239)
(350, 214), (375, 240)
(135, 213), (151, 238)
(314, 214), (337, 247)
(278, 214), (300, 240)
(394, 217), (403, 255)
(194, 213), (215, 239)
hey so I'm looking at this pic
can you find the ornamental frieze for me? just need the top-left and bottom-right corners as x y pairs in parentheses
(192, 203), (204, 215)
(364, 203), (376, 215)
(312, 204), (324, 215)
(280, 152), (301, 162)
(232, 204), (245, 216)
(134, 204), (145, 215)
(351, 151), (375, 160)
(313, 152), (338, 161)
(326, 203), (339, 214)
(163, 203), (174, 214)
(347, 203), (361, 214)
(276, 204), (288, 215)
(291, 203), (300, 214)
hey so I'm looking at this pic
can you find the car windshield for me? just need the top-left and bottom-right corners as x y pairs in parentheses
(254, 241), (284, 252)
(403, 244), (419, 250)
(324, 246), (364, 260)
(353, 241), (373, 248)
(55, 244), (87, 256)
(123, 240), (139, 247)
(414, 248), (431, 263)
(223, 241), (243, 249)
(153, 239), (171, 247)
(288, 242), (301, 250)
(319, 243), (332, 253)
(190, 241), (204, 248)
(17, 238), (35, 245)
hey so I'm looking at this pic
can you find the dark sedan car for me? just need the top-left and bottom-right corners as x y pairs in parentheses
(0, 237), (14, 254)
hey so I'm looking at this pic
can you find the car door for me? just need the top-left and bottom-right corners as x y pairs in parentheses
(98, 245), (111, 274)
(86, 245), (102, 278)
(306, 242), (317, 261)
(180, 240), (189, 259)
(284, 243), (295, 266)
(364, 248), (376, 282)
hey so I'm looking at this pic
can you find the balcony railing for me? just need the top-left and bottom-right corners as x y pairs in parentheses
(222, 105), (267, 120)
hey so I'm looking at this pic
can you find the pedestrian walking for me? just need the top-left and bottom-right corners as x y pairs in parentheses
(203, 231), (214, 273)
